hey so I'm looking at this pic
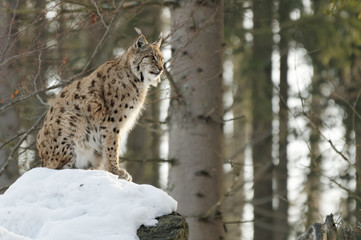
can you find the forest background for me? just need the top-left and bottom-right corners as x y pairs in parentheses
(0, 0), (360, 239)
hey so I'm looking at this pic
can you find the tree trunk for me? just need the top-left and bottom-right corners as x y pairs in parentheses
(168, 1), (224, 239)
(274, 0), (290, 238)
(251, 1), (274, 239)
(350, 56), (361, 224)
(223, 54), (247, 240)
(307, 88), (323, 227)
(355, 120), (361, 224)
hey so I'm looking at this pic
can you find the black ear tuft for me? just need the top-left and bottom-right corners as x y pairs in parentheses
(134, 27), (142, 35)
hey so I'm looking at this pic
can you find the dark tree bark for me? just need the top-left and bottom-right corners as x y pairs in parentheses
(251, 1), (274, 239)
(307, 104), (323, 227)
(349, 56), (361, 224)
(274, 0), (290, 238)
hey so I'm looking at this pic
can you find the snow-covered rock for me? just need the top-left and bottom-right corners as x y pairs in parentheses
(0, 168), (177, 240)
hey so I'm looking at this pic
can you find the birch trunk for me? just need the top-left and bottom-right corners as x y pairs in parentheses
(168, 1), (224, 239)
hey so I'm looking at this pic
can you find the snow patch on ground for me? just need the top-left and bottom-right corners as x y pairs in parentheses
(0, 168), (177, 240)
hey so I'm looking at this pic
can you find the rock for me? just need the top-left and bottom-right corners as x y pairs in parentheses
(137, 212), (189, 240)
(297, 214), (337, 240)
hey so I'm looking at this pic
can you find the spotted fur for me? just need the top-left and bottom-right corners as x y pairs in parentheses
(37, 29), (164, 181)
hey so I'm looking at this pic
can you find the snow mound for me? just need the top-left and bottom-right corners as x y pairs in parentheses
(0, 168), (177, 240)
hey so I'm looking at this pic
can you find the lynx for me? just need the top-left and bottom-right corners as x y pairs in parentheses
(36, 28), (164, 181)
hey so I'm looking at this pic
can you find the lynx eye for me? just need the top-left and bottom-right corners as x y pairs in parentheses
(151, 55), (156, 61)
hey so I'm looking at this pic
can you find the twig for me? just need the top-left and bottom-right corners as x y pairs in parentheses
(0, 79), (70, 113)
(0, 130), (31, 151)
(0, 0), (19, 62)
(33, 52), (48, 106)
(306, 113), (358, 173)
(163, 65), (183, 101)
(0, 41), (58, 67)
(0, 111), (46, 176)
(81, 0), (125, 74)
(90, 0), (108, 29)
(119, 157), (176, 164)
(200, 162), (273, 221)
(223, 115), (245, 122)
(275, 85), (358, 175)
(328, 177), (361, 203)
(224, 219), (254, 225)
(0, 0), (124, 113)
(341, 97), (361, 121)
(0, 0), (121, 113)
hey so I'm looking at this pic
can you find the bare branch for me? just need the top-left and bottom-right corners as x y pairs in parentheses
(200, 162), (273, 221)
(0, 0), (123, 113)
(224, 219), (254, 225)
(0, 0), (19, 62)
(81, 0), (125, 74)
(328, 177), (361, 203)
(163, 65), (183, 101)
(275, 85), (357, 174)
(0, 130), (31, 151)
(0, 42), (57, 67)
(90, 0), (108, 29)
(223, 115), (245, 123)
(0, 111), (46, 176)
(306, 113), (358, 174)
(118, 157), (176, 164)
(33, 52), (48, 106)
(331, 92), (361, 121)
(0, 79), (70, 113)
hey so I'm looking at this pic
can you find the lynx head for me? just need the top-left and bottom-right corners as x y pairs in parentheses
(128, 28), (164, 87)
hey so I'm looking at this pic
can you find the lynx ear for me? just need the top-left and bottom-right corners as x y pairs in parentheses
(134, 35), (148, 50)
(153, 32), (163, 48)
(133, 28), (148, 50)
(153, 37), (163, 48)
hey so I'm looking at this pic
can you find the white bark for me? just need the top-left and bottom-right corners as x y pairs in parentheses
(168, 1), (224, 239)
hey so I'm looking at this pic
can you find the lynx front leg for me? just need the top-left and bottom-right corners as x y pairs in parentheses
(102, 130), (132, 181)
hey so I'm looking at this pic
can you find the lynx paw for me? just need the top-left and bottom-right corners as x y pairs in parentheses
(118, 168), (132, 182)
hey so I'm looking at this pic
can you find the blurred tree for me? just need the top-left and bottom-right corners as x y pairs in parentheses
(168, 0), (224, 239)
(274, 0), (291, 238)
(295, 0), (331, 228)
(306, 85), (324, 227)
(351, 57), (361, 226)
(223, 1), (247, 239)
(125, 89), (161, 186)
(250, 0), (274, 239)
(297, 0), (361, 233)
